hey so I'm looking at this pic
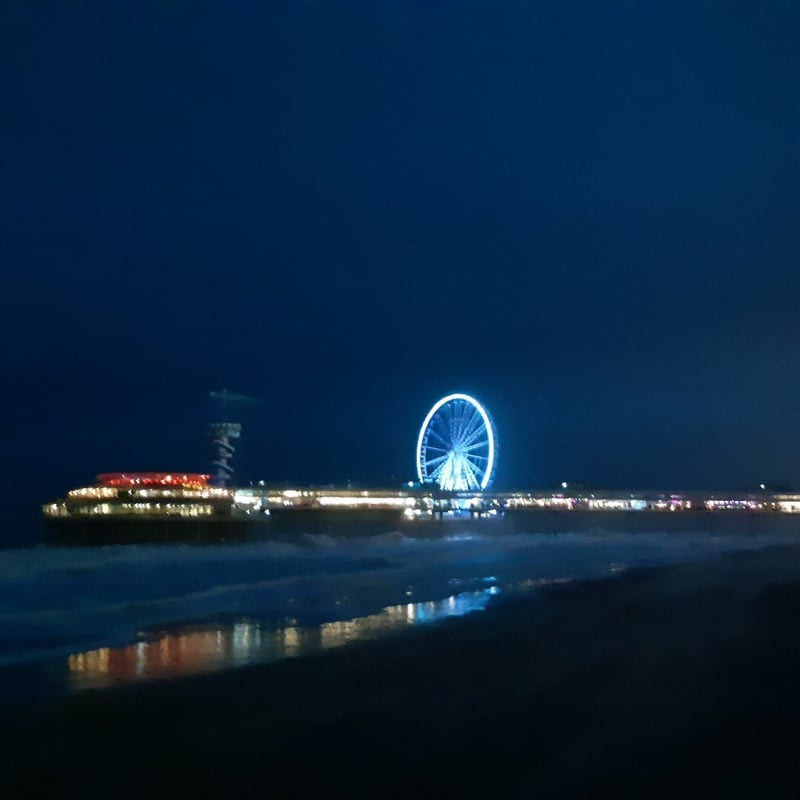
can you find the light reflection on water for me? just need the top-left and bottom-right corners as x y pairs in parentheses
(66, 587), (499, 691)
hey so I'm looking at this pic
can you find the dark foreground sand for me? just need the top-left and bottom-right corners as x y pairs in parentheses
(5, 543), (800, 798)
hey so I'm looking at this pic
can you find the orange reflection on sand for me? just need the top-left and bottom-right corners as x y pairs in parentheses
(67, 588), (497, 691)
(67, 626), (251, 689)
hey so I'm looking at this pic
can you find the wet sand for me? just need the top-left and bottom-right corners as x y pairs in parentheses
(4, 542), (800, 798)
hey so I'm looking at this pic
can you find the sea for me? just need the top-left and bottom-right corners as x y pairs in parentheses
(2, 516), (799, 713)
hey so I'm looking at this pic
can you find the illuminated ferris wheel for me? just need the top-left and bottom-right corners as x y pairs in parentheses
(416, 393), (497, 491)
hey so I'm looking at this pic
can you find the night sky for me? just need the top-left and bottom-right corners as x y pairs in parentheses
(4, 2), (800, 526)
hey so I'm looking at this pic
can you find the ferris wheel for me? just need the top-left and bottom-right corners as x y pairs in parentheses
(416, 393), (497, 491)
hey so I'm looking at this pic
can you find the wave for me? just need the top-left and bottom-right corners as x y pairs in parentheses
(0, 530), (795, 669)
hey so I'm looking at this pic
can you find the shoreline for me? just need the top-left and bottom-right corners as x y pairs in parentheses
(4, 542), (800, 796)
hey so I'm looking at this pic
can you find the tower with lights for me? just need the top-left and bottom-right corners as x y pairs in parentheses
(208, 389), (260, 487)
(208, 421), (241, 487)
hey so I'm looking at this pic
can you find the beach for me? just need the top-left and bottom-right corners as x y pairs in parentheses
(2, 540), (800, 797)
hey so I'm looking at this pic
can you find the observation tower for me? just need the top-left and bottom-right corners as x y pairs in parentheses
(208, 389), (259, 487)
(208, 421), (241, 487)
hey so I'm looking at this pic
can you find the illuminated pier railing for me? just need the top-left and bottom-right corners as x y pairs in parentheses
(237, 487), (421, 511)
(496, 491), (790, 513)
(46, 500), (219, 519)
(234, 486), (800, 517)
(44, 477), (800, 521)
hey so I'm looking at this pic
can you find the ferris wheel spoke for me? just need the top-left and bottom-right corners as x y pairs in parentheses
(427, 427), (452, 449)
(456, 403), (476, 446)
(451, 404), (466, 445)
(461, 441), (489, 454)
(451, 453), (469, 490)
(429, 461), (447, 480)
(464, 404), (481, 430)
(446, 406), (462, 447)
(435, 459), (454, 485)
(461, 420), (489, 448)
(462, 459), (481, 490)
(449, 417), (461, 448)
(456, 414), (484, 450)
(467, 458), (486, 479)
(424, 453), (450, 468)
(423, 443), (448, 453)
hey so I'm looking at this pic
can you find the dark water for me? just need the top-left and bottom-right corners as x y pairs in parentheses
(3, 511), (800, 799)
(2, 513), (799, 714)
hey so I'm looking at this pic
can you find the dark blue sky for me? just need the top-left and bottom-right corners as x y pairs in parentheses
(3, 1), (800, 519)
